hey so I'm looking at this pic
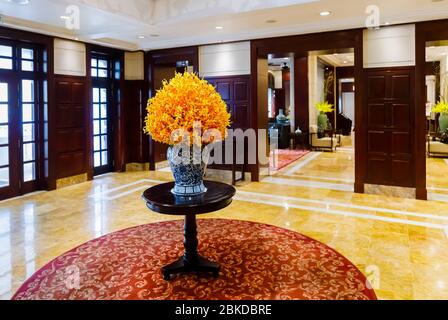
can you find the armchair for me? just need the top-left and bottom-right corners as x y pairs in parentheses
(309, 125), (338, 152)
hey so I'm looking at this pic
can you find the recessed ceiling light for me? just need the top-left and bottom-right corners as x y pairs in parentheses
(333, 53), (339, 56)
(60, 15), (70, 20)
(385, 22), (390, 25)
(5, 0), (30, 4)
(343, 61), (348, 64)
(138, 35), (145, 39)
(215, 26), (224, 30)
(320, 11), (331, 16)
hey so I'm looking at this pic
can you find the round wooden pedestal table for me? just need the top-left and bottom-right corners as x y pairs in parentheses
(142, 181), (236, 280)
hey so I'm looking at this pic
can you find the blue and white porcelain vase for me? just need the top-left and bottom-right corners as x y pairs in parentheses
(167, 145), (207, 196)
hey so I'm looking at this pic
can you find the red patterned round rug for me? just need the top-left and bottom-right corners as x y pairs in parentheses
(13, 219), (376, 300)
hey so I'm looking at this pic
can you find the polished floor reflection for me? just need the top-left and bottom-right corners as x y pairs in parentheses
(1, 150), (448, 300)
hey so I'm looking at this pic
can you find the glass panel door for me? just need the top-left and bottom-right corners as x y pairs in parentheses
(91, 55), (114, 176)
(93, 87), (111, 174)
(21, 79), (37, 184)
(0, 81), (10, 189)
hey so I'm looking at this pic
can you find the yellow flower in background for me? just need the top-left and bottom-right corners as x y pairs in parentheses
(432, 100), (448, 114)
(316, 101), (334, 114)
(144, 72), (231, 145)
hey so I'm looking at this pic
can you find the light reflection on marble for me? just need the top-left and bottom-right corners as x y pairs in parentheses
(1, 148), (448, 300)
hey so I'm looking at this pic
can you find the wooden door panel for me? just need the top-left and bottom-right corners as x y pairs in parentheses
(368, 131), (389, 154)
(55, 105), (72, 128)
(367, 104), (387, 128)
(216, 82), (231, 101)
(54, 76), (87, 179)
(391, 160), (412, 186)
(391, 74), (411, 100)
(367, 158), (388, 183)
(55, 81), (71, 103)
(365, 67), (415, 187)
(233, 103), (250, 130)
(367, 76), (386, 100)
(391, 104), (411, 129)
(234, 81), (249, 101)
(391, 132), (412, 156)
(72, 82), (85, 103)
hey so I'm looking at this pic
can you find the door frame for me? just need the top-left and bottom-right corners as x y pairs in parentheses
(251, 29), (364, 188)
(0, 27), (54, 199)
(0, 39), (48, 200)
(415, 19), (448, 200)
(87, 45), (125, 179)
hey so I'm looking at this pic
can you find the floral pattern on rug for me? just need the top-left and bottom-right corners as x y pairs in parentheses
(13, 219), (376, 300)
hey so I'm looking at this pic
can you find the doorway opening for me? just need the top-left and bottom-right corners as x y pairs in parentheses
(425, 41), (448, 201)
(267, 55), (307, 172)
(262, 48), (356, 193)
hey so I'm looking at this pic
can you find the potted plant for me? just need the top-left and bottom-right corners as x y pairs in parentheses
(432, 100), (448, 132)
(144, 72), (231, 196)
(316, 101), (334, 132)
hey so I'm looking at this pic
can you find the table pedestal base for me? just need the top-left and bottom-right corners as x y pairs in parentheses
(162, 214), (220, 280)
(162, 256), (220, 280)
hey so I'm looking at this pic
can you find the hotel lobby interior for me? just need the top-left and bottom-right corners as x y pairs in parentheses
(1, 0), (448, 303)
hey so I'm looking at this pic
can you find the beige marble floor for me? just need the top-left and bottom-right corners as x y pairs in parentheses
(1, 147), (448, 300)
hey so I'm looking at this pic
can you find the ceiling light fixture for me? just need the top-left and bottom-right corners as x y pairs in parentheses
(215, 26), (224, 30)
(343, 61), (348, 64)
(60, 15), (70, 20)
(320, 11), (331, 16)
(5, 0), (30, 4)
(385, 22), (390, 25)
(138, 35), (145, 39)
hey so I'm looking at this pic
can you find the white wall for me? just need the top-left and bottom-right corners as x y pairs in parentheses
(125, 51), (145, 80)
(199, 41), (250, 77)
(268, 69), (283, 89)
(54, 39), (86, 76)
(440, 55), (448, 101)
(308, 55), (325, 127)
(363, 24), (415, 68)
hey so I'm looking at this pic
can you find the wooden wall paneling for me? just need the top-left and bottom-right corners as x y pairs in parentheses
(85, 46), (94, 180)
(294, 56), (309, 134)
(206, 75), (252, 172)
(250, 41), (260, 181)
(53, 76), (88, 179)
(147, 46), (199, 169)
(354, 29), (365, 193)
(116, 51), (126, 172)
(364, 67), (415, 188)
(124, 80), (148, 164)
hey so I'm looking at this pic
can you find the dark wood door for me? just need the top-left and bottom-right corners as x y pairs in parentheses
(365, 67), (415, 187)
(0, 75), (19, 199)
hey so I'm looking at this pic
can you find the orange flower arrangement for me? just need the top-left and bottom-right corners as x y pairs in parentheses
(144, 72), (231, 145)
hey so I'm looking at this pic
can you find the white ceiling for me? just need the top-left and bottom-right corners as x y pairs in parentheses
(319, 53), (355, 67)
(0, 0), (448, 51)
